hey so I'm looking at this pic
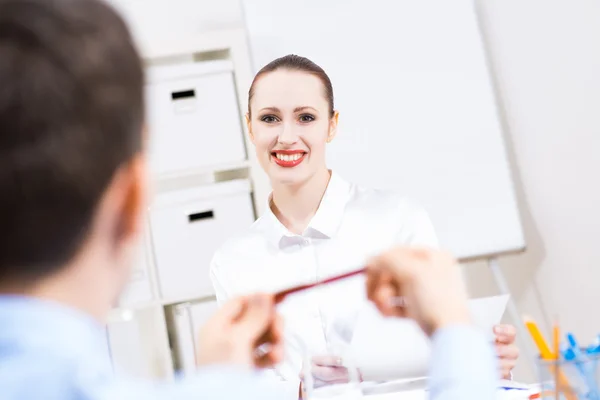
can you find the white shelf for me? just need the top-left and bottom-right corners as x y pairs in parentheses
(145, 59), (235, 83)
(139, 28), (248, 61)
(162, 294), (217, 307)
(110, 293), (218, 322)
(105, 21), (270, 382)
(138, 27), (271, 216)
(152, 160), (250, 184)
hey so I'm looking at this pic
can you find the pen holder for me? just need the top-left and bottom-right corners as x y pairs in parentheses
(537, 352), (600, 399)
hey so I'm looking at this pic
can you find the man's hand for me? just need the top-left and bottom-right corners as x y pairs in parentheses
(196, 294), (284, 368)
(494, 324), (519, 378)
(365, 246), (471, 337)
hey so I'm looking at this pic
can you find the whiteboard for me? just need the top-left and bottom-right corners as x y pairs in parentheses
(241, 0), (525, 260)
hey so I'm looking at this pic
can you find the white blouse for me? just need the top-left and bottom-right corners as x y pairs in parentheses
(210, 171), (439, 398)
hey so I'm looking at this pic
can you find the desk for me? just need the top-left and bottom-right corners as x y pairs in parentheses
(359, 379), (539, 400)
(363, 389), (538, 400)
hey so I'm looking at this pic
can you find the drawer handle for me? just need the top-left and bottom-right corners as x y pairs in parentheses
(188, 210), (214, 222)
(171, 89), (195, 100)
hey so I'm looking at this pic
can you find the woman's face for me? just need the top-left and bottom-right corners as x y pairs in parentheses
(247, 69), (337, 187)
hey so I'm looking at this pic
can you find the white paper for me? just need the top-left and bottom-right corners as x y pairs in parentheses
(349, 295), (510, 382)
(469, 294), (510, 341)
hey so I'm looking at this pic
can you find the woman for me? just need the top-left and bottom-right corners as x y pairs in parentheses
(210, 54), (518, 396)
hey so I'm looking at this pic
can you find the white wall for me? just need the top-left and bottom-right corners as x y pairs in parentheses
(105, 0), (244, 46)
(465, 0), (600, 381)
(109, 0), (600, 383)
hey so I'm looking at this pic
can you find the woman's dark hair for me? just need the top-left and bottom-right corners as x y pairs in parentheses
(248, 54), (335, 117)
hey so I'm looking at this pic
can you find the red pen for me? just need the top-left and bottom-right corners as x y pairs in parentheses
(274, 267), (366, 303)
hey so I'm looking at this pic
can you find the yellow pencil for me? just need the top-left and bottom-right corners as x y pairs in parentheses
(523, 316), (575, 400)
(524, 316), (553, 358)
(553, 316), (560, 359)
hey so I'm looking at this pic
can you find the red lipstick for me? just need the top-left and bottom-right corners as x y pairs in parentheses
(271, 149), (306, 168)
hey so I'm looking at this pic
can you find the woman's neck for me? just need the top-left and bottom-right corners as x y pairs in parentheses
(271, 168), (332, 235)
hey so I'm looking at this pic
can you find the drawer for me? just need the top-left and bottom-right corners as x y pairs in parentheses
(149, 179), (255, 302)
(145, 60), (246, 176)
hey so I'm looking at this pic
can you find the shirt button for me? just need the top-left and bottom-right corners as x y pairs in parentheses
(303, 238), (311, 245)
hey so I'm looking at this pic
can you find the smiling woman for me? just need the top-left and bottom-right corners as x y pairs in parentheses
(244, 55), (337, 192)
(209, 54), (519, 399)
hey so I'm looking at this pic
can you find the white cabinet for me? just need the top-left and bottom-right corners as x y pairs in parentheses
(106, 28), (259, 383)
(145, 60), (247, 176)
(149, 179), (255, 302)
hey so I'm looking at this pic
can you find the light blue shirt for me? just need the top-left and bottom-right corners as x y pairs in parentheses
(0, 296), (285, 400)
(0, 295), (497, 400)
(428, 324), (498, 400)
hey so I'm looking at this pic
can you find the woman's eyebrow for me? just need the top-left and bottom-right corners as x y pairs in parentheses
(258, 106), (280, 113)
(294, 106), (318, 113)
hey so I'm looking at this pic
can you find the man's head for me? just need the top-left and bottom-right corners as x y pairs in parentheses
(0, 0), (146, 318)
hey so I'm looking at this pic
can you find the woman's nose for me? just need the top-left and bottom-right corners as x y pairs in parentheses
(277, 123), (299, 145)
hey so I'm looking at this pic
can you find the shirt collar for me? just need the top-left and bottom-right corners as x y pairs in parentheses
(261, 171), (352, 249)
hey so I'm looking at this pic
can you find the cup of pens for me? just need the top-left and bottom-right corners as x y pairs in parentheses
(536, 339), (600, 399)
(525, 316), (600, 400)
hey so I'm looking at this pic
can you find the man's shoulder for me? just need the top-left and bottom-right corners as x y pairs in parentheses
(0, 352), (84, 399)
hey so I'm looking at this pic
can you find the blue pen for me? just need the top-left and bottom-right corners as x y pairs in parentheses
(565, 333), (599, 400)
(587, 335), (600, 355)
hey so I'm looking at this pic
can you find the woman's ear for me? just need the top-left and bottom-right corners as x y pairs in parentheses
(327, 111), (339, 143)
(246, 113), (255, 144)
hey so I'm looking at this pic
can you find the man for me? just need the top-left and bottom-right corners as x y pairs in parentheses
(0, 0), (283, 398)
(0, 0), (497, 399)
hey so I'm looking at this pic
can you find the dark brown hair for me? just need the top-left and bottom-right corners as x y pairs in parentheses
(0, 0), (144, 282)
(248, 54), (335, 117)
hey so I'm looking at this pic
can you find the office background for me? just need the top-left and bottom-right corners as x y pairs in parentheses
(104, 0), (600, 383)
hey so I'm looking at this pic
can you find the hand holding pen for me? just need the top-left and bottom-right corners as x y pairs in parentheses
(197, 294), (284, 369)
(273, 246), (472, 338)
(365, 246), (472, 337)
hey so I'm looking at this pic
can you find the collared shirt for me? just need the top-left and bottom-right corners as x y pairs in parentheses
(210, 171), (441, 397)
(0, 295), (288, 400)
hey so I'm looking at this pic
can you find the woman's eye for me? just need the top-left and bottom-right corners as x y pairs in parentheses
(260, 115), (279, 123)
(299, 114), (315, 123)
